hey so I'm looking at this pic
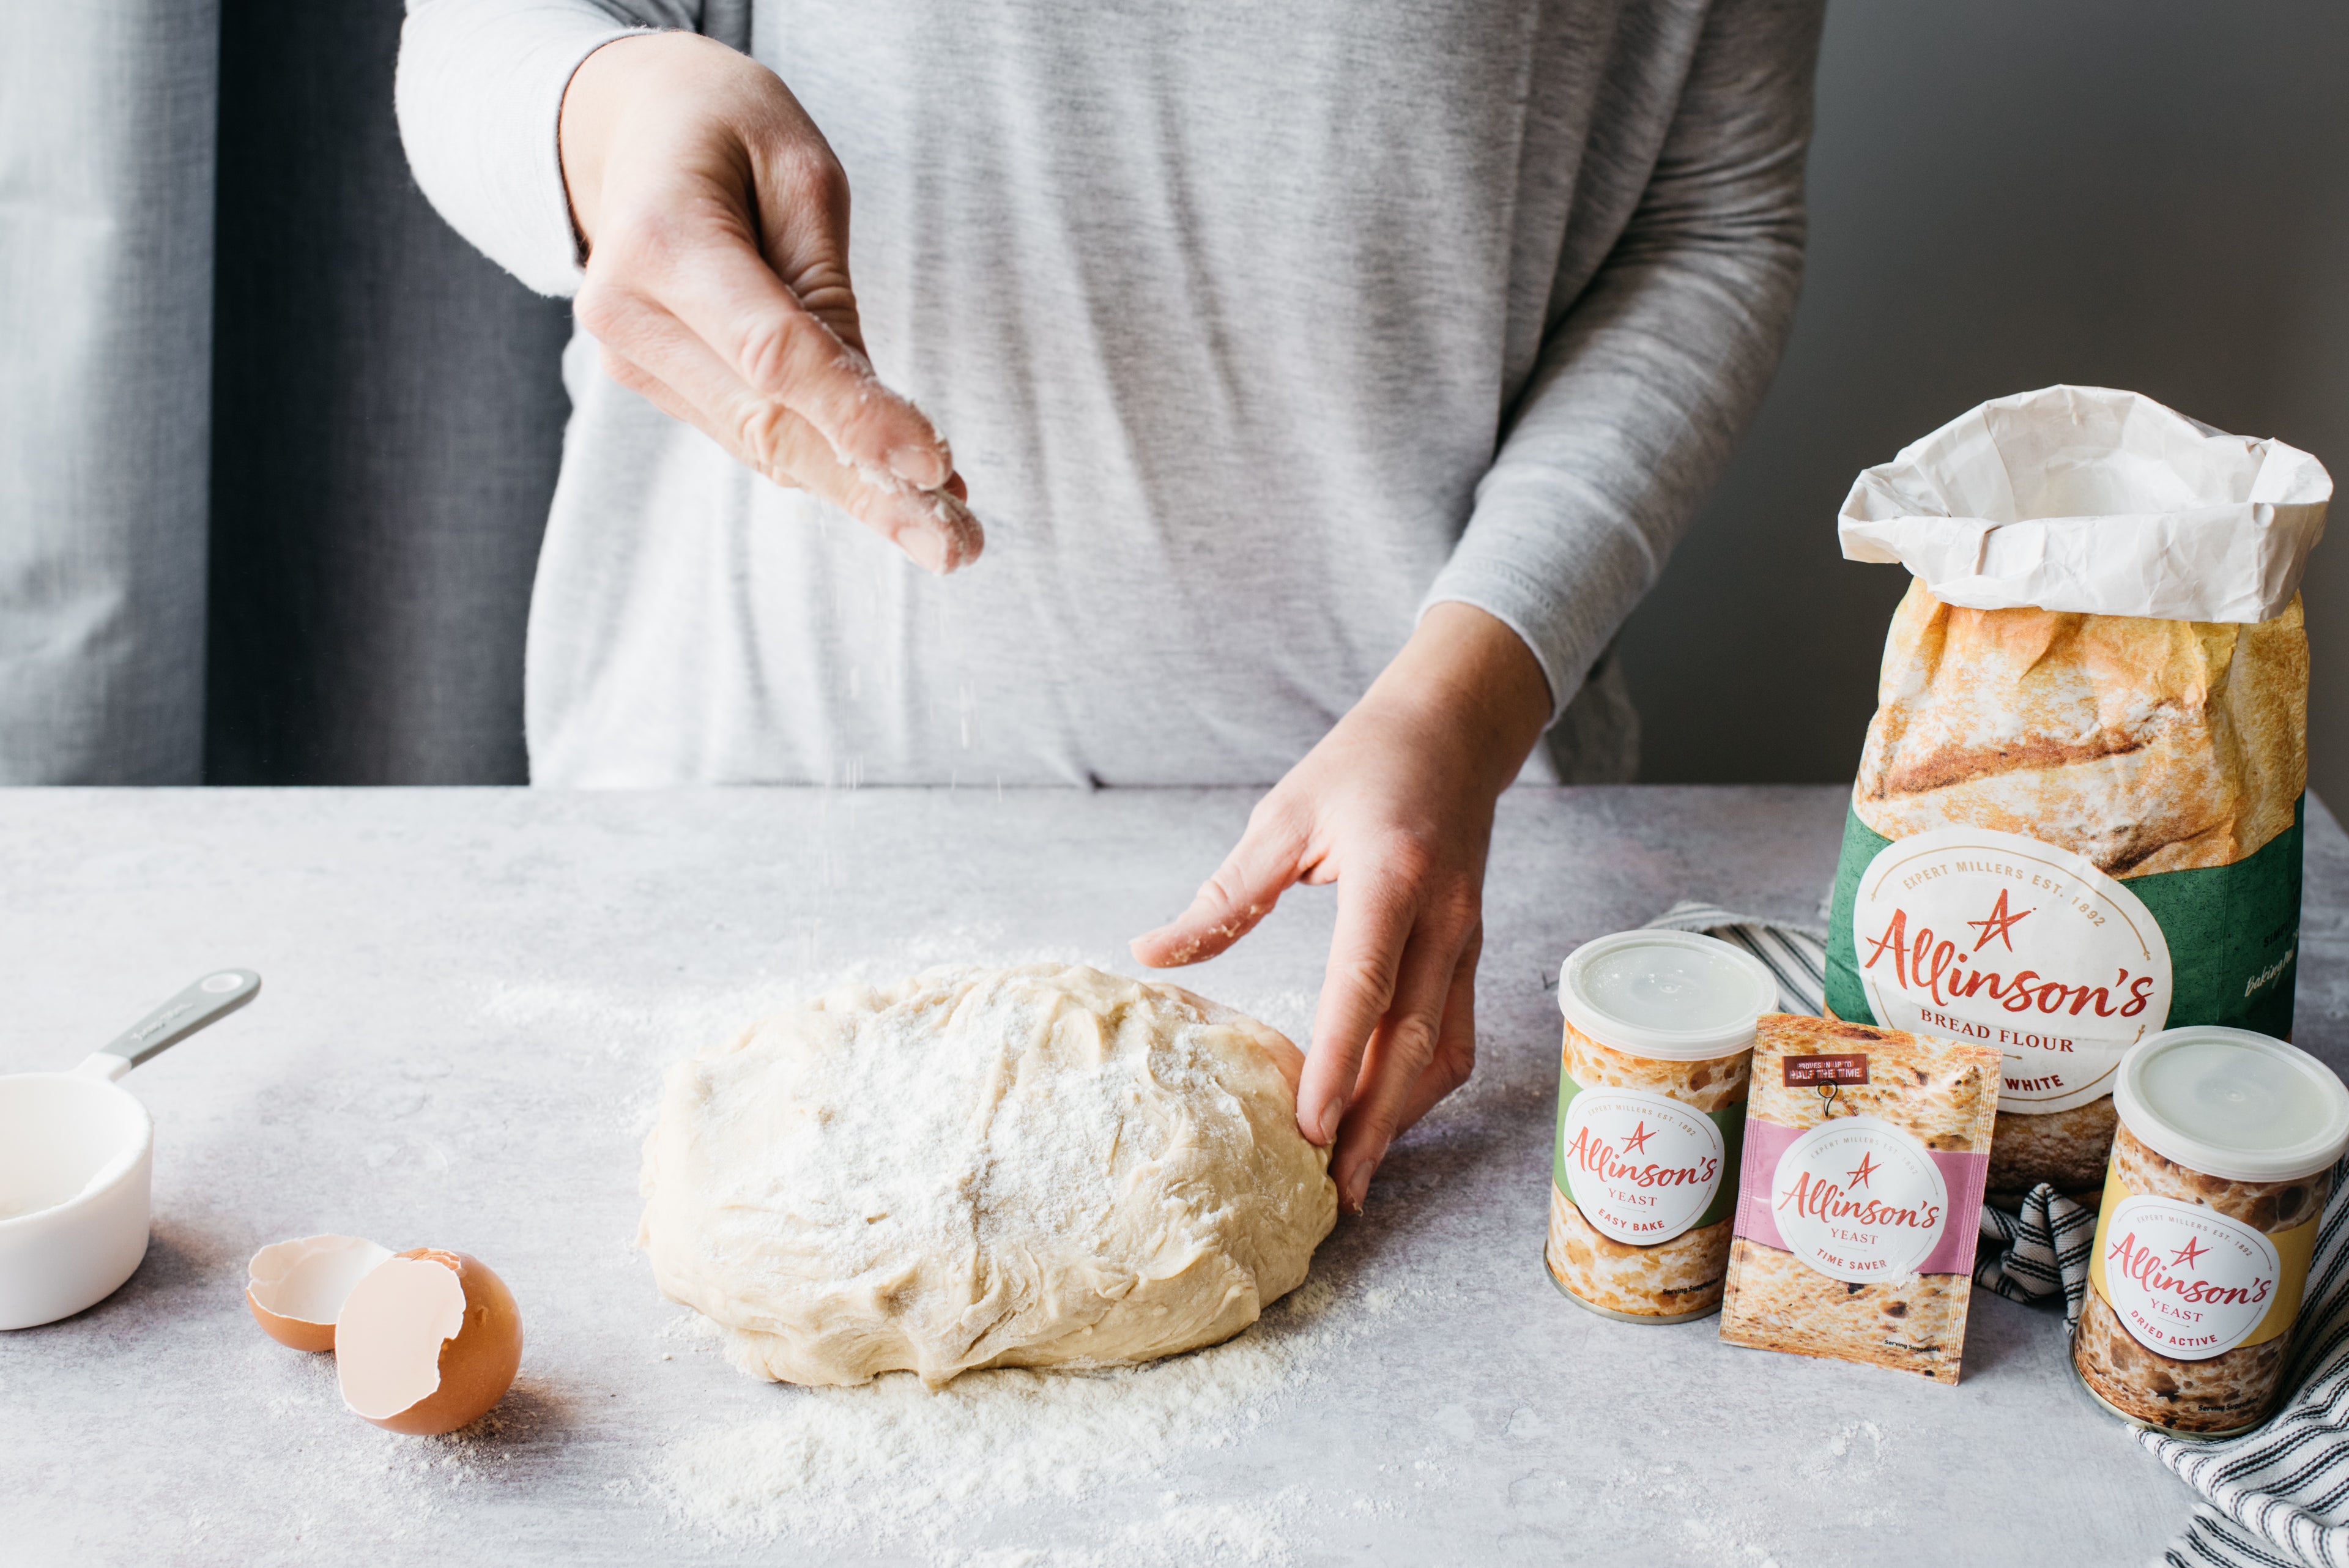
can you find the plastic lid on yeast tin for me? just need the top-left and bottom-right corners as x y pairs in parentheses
(1556, 930), (1781, 1061)
(2115, 1028), (2349, 1184)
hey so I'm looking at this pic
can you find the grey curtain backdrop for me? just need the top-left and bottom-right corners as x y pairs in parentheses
(2, 1), (2344, 794)
(2, 0), (218, 784)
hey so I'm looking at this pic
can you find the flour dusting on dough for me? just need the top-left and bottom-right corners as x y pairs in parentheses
(638, 964), (1338, 1388)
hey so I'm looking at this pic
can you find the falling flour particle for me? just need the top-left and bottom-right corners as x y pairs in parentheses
(642, 1279), (1370, 1560)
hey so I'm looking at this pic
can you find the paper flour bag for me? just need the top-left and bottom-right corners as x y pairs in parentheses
(1822, 387), (2328, 1203)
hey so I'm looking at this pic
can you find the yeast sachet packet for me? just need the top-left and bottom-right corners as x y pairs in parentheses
(1719, 1014), (2000, 1384)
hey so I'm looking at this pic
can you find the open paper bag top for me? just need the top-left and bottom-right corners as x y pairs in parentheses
(1838, 385), (2329, 623)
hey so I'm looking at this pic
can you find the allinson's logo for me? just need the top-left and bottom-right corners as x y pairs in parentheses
(1850, 825), (2173, 1115)
(1557, 1087), (1724, 1247)
(2106, 1221), (2266, 1310)
(1860, 893), (2155, 1023)
(1774, 1142), (1942, 1237)
(1769, 1115), (1948, 1284)
(2098, 1195), (2280, 1361)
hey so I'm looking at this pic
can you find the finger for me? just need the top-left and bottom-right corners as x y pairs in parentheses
(581, 201), (949, 490)
(1294, 869), (1419, 1148)
(1329, 916), (1472, 1209)
(596, 346), (807, 494)
(741, 135), (958, 492)
(595, 306), (982, 571)
(760, 400), (984, 573)
(1129, 802), (1306, 968)
(1391, 930), (1480, 1138)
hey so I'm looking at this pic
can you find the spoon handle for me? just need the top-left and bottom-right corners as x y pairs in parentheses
(89, 970), (263, 1075)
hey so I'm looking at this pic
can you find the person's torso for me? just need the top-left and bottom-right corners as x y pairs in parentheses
(527, 0), (1703, 785)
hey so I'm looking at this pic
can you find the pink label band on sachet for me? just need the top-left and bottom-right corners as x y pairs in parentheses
(1734, 1116), (1989, 1277)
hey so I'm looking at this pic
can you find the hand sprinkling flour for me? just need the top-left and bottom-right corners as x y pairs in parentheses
(557, 31), (982, 574)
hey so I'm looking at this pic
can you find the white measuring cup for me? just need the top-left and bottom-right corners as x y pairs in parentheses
(0, 970), (261, 1329)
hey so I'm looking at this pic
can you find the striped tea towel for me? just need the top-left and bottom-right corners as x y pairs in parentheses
(1648, 902), (2349, 1568)
(2142, 1159), (2349, 1568)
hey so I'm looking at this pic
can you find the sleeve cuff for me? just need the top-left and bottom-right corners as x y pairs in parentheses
(397, 2), (656, 297)
(1420, 473), (1666, 726)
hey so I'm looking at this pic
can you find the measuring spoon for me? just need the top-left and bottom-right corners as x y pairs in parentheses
(0, 970), (261, 1329)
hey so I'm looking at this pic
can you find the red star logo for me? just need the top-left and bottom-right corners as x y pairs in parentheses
(1620, 1121), (1656, 1155)
(2170, 1236), (2208, 1270)
(1965, 889), (2033, 953)
(1846, 1152), (1880, 1188)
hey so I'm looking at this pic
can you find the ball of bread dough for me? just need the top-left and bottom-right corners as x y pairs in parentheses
(639, 963), (1338, 1388)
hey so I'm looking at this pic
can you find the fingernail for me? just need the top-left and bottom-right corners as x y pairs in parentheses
(1314, 1094), (1348, 1145)
(1132, 929), (1200, 966)
(937, 504), (984, 574)
(887, 443), (948, 489)
(1348, 1140), (1390, 1208)
(900, 527), (949, 575)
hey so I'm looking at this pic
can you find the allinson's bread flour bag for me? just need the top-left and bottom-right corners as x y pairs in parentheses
(1718, 1014), (2000, 1383)
(1822, 387), (2331, 1204)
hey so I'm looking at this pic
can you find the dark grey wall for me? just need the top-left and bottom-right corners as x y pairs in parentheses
(1620, 0), (2349, 804)
(206, 0), (568, 784)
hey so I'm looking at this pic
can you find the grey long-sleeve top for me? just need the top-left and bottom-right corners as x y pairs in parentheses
(397, 0), (1820, 787)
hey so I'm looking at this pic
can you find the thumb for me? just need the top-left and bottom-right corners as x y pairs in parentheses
(740, 87), (954, 489)
(748, 135), (866, 354)
(1131, 808), (1306, 968)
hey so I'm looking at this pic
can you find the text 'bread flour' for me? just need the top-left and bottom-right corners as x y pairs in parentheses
(1822, 387), (2329, 1203)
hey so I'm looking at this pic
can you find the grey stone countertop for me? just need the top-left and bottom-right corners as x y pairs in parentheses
(5, 785), (2342, 1566)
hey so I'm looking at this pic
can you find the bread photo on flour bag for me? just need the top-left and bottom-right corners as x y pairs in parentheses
(1718, 1014), (2000, 1384)
(1820, 387), (2330, 1204)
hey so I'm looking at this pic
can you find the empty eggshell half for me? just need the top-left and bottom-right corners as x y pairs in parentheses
(247, 1234), (396, 1351)
(336, 1249), (524, 1436)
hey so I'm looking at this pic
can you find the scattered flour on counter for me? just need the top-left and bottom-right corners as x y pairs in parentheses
(644, 1280), (1394, 1562)
(1116, 1491), (1305, 1564)
(1603, 1427), (1882, 1568)
(925, 1493), (1307, 1568)
(235, 1344), (570, 1555)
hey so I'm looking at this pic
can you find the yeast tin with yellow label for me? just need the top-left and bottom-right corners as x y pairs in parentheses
(2073, 1027), (2349, 1436)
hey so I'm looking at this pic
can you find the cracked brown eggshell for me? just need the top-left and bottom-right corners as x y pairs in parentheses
(335, 1248), (523, 1436)
(246, 1234), (396, 1351)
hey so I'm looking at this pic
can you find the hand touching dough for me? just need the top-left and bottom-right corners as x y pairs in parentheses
(639, 964), (1338, 1388)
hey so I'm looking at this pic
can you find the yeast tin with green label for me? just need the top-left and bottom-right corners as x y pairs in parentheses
(1553, 1077), (1744, 1239)
(1546, 930), (1779, 1324)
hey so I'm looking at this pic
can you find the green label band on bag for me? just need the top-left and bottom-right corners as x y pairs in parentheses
(1553, 1073), (1746, 1243)
(1825, 796), (2301, 1112)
